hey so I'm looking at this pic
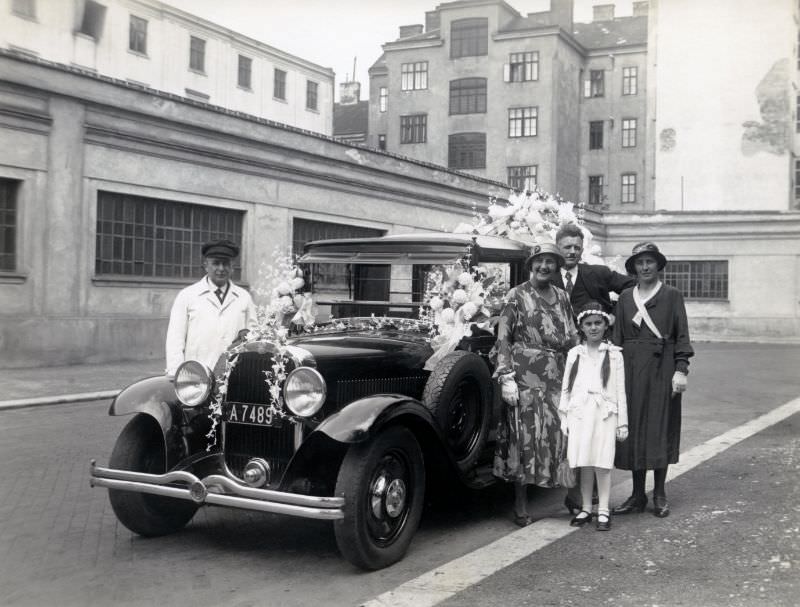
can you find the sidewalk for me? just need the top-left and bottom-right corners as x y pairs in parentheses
(0, 359), (164, 410)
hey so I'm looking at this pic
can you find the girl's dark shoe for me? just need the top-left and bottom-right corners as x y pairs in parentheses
(611, 494), (647, 515)
(569, 511), (593, 527)
(652, 495), (670, 518)
(596, 513), (611, 531)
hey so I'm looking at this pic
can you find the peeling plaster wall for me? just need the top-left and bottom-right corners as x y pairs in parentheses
(651, 0), (795, 211)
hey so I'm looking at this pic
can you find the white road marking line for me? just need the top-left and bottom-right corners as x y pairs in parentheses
(361, 396), (800, 607)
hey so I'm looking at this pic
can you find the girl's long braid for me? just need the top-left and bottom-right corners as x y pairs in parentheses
(566, 342), (611, 393)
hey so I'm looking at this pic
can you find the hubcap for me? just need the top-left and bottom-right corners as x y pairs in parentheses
(367, 452), (412, 545)
(384, 479), (407, 518)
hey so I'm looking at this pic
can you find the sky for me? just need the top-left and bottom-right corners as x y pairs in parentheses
(161, 0), (635, 101)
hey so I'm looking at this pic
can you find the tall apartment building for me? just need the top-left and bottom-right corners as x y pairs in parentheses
(369, 0), (648, 210)
(1, 0), (334, 134)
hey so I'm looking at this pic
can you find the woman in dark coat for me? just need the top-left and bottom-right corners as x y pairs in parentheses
(611, 242), (694, 518)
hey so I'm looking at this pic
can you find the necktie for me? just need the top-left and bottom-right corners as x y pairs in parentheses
(215, 288), (225, 304)
(564, 271), (573, 295)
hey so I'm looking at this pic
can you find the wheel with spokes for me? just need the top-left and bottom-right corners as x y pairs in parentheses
(334, 426), (425, 570)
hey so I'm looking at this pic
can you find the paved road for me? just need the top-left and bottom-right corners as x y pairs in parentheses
(0, 343), (798, 606)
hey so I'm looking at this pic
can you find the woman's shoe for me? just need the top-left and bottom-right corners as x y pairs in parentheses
(652, 495), (670, 518)
(611, 494), (647, 515)
(596, 513), (611, 531)
(564, 496), (582, 515)
(513, 512), (533, 527)
(569, 511), (593, 527)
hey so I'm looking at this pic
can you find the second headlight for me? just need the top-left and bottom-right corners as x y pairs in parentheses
(283, 367), (326, 417)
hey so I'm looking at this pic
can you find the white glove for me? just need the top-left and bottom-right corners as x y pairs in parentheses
(671, 371), (688, 396)
(616, 425), (628, 441)
(501, 381), (519, 407)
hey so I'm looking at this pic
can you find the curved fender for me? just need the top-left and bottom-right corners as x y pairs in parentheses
(108, 375), (180, 434)
(313, 394), (441, 443)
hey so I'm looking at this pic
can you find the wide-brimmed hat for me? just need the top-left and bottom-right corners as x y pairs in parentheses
(201, 239), (240, 259)
(525, 242), (565, 269)
(624, 241), (667, 274)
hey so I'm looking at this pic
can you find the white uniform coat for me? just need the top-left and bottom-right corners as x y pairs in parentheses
(165, 277), (257, 375)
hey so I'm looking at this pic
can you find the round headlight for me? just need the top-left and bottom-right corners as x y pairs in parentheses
(174, 361), (213, 407)
(283, 367), (326, 417)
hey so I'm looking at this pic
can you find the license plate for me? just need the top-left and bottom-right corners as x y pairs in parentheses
(226, 402), (283, 427)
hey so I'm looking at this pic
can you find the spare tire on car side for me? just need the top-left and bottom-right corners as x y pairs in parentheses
(422, 350), (492, 474)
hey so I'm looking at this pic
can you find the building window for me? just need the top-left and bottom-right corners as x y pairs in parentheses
(95, 191), (244, 280)
(274, 68), (286, 100)
(378, 134), (387, 150)
(400, 62), (428, 91)
(584, 69), (604, 97)
(78, 1), (106, 39)
(0, 179), (18, 272)
(400, 114), (427, 144)
(622, 118), (637, 147)
(379, 87), (388, 112)
(11, 0), (35, 18)
(506, 51), (539, 82)
(450, 18), (488, 58)
(795, 159), (800, 203)
(507, 165), (537, 191)
(796, 96), (800, 133)
(508, 107), (538, 138)
(622, 66), (638, 95)
(664, 261), (729, 300)
(237, 55), (252, 89)
(448, 133), (486, 169)
(589, 120), (604, 150)
(621, 173), (637, 203)
(129, 15), (147, 54)
(306, 80), (318, 110)
(189, 36), (206, 72)
(449, 78), (487, 115)
(588, 175), (604, 205)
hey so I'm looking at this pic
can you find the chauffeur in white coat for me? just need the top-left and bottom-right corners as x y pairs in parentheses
(165, 239), (257, 376)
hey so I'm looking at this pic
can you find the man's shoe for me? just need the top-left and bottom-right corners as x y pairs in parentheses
(652, 495), (670, 518)
(611, 494), (647, 515)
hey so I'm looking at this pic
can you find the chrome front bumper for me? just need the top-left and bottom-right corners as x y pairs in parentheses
(89, 460), (344, 520)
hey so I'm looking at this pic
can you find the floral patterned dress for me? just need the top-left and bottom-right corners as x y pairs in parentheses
(493, 280), (577, 487)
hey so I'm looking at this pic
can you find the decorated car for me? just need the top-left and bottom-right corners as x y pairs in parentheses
(90, 232), (532, 570)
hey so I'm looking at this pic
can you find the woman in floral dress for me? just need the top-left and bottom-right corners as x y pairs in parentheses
(494, 242), (578, 526)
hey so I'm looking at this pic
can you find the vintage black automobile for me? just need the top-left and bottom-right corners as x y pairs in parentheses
(90, 233), (529, 569)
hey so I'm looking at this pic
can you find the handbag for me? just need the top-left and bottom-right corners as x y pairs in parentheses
(556, 439), (576, 488)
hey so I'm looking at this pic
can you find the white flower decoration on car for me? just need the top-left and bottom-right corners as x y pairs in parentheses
(452, 289), (468, 305)
(429, 295), (444, 311)
(439, 308), (455, 324)
(457, 271), (474, 286)
(461, 302), (478, 320)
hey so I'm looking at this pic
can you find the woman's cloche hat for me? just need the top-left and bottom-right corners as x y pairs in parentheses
(624, 241), (667, 274)
(525, 242), (565, 269)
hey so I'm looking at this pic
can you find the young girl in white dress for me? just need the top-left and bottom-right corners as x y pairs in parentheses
(559, 301), (628, 530)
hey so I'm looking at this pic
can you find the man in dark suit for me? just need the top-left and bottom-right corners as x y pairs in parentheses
(555, 223), (635, 514)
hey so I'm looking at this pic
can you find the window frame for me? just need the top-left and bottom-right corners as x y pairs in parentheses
(400, 61), (428, 91)
(588, 175), (605, 205)
(400, 114), (427, 144)
(508, 106), (538, 138)
(448, 132), (486, 170)
(273, 68), (287, 100)
(622, 66), (638, 95)
(589, 120), (604, 150)
(621, 173), (637, 204)
(507, 51), (539, 82)
(11, 0), (36, 19)
(507, 165), (537, 191)
(621, 118), (638, 148)
(128, 15), (148, 55)
(449, 77), (487, 115)
(0, 178), (19, 273)
(378, 134), (387, 150)
(379, 86), (388, 112)
(450, 17), (488, 59)
(664, 260), (729, 301)
(306, 80), (319, 111)
(237, 54), (252, 90)
(189, 35), (206, 73)
(585, 69), (604, 98)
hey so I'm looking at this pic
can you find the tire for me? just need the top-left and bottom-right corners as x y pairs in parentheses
(108, 414), (198, 537)
(334, 426), (425, 570)
(422, 350), (491, 473)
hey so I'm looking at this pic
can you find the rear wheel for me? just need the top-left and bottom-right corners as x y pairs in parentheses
(334, 426), (425, 570)
(422, 350), (491, 473)
(108, 414), (197, 537)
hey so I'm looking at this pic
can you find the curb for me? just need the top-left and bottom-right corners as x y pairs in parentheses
(0, 390), (120, 411)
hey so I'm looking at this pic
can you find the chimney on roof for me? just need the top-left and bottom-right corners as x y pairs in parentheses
(399, 24), (424, 38)
(339, 81), (361, 105)
(632, 1), (649, 17)
(549, 0), (573, 31)
(593, 4), (615, 21)
(425, 10), (440, 32)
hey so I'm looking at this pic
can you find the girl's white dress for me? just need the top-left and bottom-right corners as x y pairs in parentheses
(558, 343), (628, 469)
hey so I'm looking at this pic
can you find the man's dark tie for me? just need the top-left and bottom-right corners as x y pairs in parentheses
(215, 288), (225, 304)
(564, 272), (573, 295)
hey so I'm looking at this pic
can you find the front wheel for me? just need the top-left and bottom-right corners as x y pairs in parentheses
(108, 414), (198, 537)
(334, 426), (425, 570)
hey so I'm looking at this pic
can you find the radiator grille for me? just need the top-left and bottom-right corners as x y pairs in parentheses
(223, 422), (295, 486)
(335, 375), (428, 405)
(226, 351), (295, 405)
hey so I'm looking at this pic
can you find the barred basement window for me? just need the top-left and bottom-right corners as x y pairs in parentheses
(507, 165), (537, 191)
(95, 192), (244, 280)
(400, 114), (427, 143)
(664, 260), (729, 300)
(449, 78), (487, 115)
(448, 132), (486, 169)
(450, 18), (488, 58)
(0, 179), (18, 272)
